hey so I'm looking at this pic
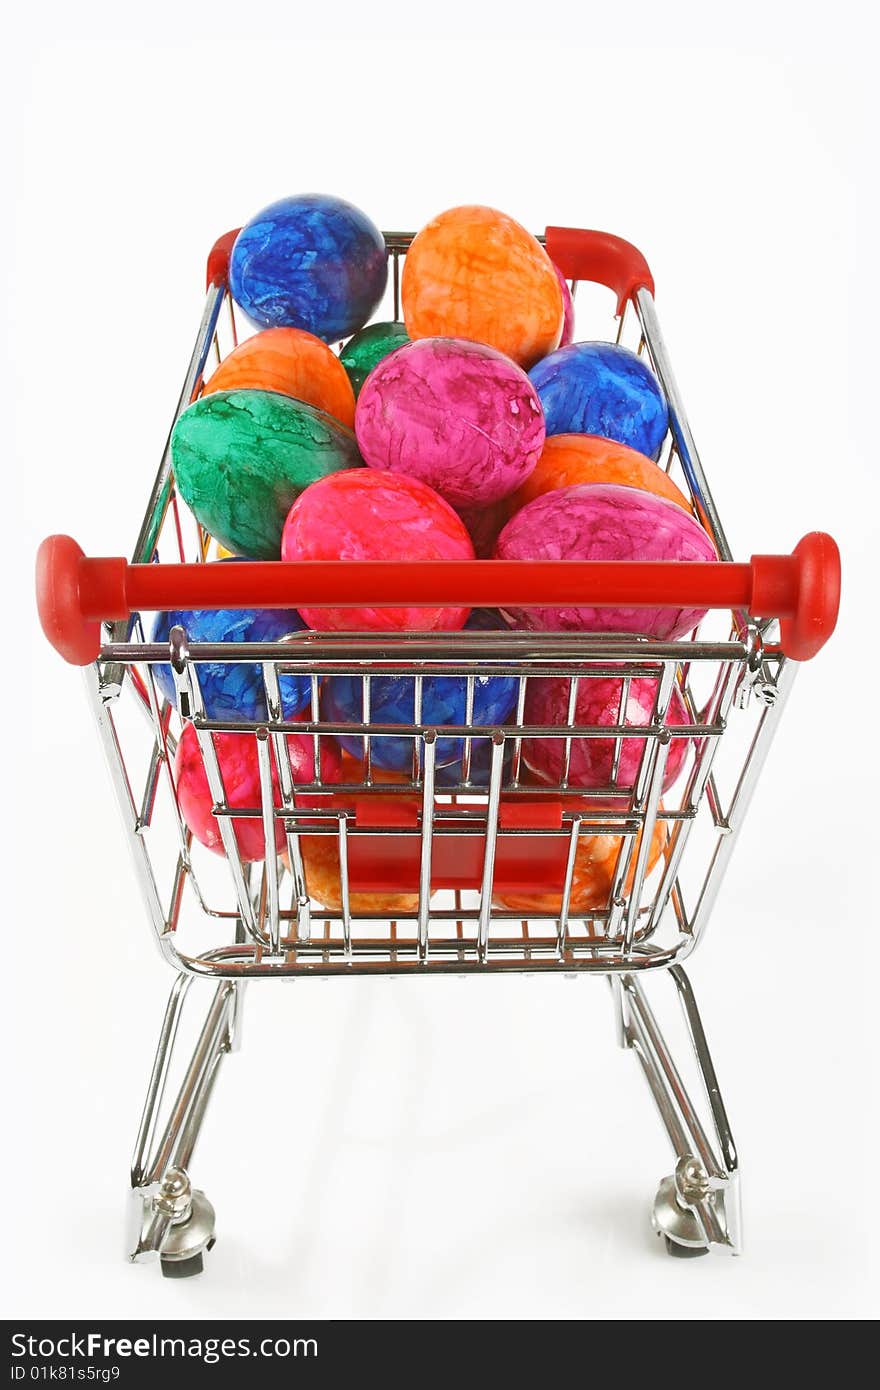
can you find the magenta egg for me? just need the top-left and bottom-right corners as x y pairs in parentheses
(523, 671), (691, 791)
(495, 483), (717, 638)
(281, 468), (475, 632)
(553, 264), (575, 347)
(354, 337), (545, 508)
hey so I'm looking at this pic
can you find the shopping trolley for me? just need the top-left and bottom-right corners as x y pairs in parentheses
(36, 224), (840, 1276)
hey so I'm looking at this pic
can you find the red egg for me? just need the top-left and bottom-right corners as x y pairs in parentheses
(280, 469), (474, 632)
(175, 722), (342, 862)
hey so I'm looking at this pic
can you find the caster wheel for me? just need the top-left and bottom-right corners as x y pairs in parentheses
(161, 1252), (204, 1279)
(662, 1234), (709, 1259)
(652, 1164), (724, 1257)
(156, 1182), (216, 1277)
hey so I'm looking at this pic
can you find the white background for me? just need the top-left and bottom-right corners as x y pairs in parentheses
(2, 3), (878, 1321)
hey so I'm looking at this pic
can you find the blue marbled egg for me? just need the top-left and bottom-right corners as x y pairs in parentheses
(528, 341), (668, 458)
(229, 194), (388, 342)
(151, 603), (310, 722)
(322, 610), (518, 771)
(435, 741), (514, 787)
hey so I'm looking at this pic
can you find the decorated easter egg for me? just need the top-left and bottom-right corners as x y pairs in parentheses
(494, 801), (668, 914)
(355, 338), (545, 508)
(175, 722), (342, 862)
(283, 765), (419, 913)
(462, 605), (512, 633)
(435, 741), (514, 788)
(553, 263), (575, 348)
(294, 833), (420, 916)
(529, 342), (668, 456)
(171, 389), (362, 559)
(200, 327), (355, 428)
(339, 321), (409, 397)
(522, 671), (691, 792)
(455, 501), (510, 559)
(229, 194), (388, 341)
(402, 205), (563, 369)
(321, 609), (518, 771)
(506, 433), (691, 516)
(495, 483), (716, 638)
(434, 607), (516, 787)
(280, 469), (474, 632)
(150, 586), (310, 722)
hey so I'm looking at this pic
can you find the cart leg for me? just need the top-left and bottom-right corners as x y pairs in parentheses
(617, 965), (741, 1257)
(127, 973), (243, 1276)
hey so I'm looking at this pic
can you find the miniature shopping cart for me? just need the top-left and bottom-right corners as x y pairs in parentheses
(36, 225), (840, 1275)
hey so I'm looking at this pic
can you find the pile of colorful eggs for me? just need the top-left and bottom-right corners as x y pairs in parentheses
(156, 193), (719, 914)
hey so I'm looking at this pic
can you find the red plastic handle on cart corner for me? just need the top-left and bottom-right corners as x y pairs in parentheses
(545, 227), (655, 315)
(206, 229), (242, 289)
(35, 533), (840, 667)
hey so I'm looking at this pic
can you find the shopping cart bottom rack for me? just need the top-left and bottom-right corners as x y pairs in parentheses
(36, 223), (840, 1275)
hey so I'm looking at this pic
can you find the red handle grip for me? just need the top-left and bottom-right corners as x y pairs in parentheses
(544, 227), (655, 315)
(206, 228), (242, 289)
(36, 533), (839, 667)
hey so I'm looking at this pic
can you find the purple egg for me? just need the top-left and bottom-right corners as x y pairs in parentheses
(455, 499), (509, 558)
(354, 337), (545, 508)
(552, 263), (575, 347)
(495, 483), (717, 639)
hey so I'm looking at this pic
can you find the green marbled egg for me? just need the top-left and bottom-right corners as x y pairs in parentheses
(339, 321), (409, 397)
(171, 389), (363, 558)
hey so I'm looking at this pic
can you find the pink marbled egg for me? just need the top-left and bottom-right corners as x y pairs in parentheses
(553, 263), (575, 347)
(354, 337), (545, 508)
(495, 483), (717, 638)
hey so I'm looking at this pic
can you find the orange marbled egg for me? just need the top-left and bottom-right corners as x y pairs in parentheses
(200, 326), (356, 428)
(401, 205), (563, 369)
(506, 433), (692, 518)
(286, 762), (420, 915)
(294, 834), (420, 916)
(494, 807), (668, 916)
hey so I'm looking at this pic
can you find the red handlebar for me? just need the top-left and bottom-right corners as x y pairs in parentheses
(544, 227), (655, 315)
(36, 533), (840, 667)
(206, 228), (242, 289)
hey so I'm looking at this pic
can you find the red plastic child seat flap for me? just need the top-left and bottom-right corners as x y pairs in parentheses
(354, 796), (419, 829)
(345, 797), (570, 893)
